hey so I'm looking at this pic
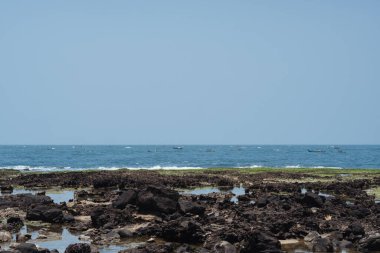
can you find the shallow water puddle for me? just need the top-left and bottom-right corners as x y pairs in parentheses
(182, 187), (221, 195)
(300, 188), (334, 198)
(181, 185), (246, 203)
(6, 225), (142, 253)
(0, 188), (75, 204)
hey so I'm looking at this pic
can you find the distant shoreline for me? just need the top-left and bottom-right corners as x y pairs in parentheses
(2, 167), (380, 175)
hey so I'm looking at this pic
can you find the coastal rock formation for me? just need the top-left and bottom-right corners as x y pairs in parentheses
(0, 169), (379, 253)
(26, 205), (63, 223)
(136, 186), (179, 215)
(358, 234), (380, 252)
(161, 218), (204, 243)
(112, 189), (137, 209)
(178, 200), (205, 215)
(64, 243), (92, 253)
(240, 231), (282, 253)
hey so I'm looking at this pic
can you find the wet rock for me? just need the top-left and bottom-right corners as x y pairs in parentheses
(351, 207), (371, 219)
(16, 233), (32, 242)
(240, 231), (282, 253)
(64, 243), (91, 253)
(269, 220), (295, 236)
(256, 197), (268, 208)
(112, 190), (136, 209)
(118, 229), (134, 238)
(161, 218), (204, 243)
(302, 192), (323, 207)
(75, 190), (90, 200)
(358, 234), (380, 252)
(311, 238), (334, 252)
(345, 222), (365, 237)
(90, 207), (107, 227)
(137, 186), (179, 215)
(304, 231), (321, 242)
(26, 205), (63, 223)
(119, 243), (175, 253)
(13, 243), (39, 253)
(213, 241), (237, 253)
(90, 206), (131, 228)
(339, 239), (353, 249)
(104, 230), (120, 241)
(7, 217), (24, 226)
(0, 231), (12, 242)
(63, 214), (75, 223)
(0, 185), (13, 194)
(178, 200), (205, 215)
(37, 248), (51, 253)
(0, 194), (53, 209)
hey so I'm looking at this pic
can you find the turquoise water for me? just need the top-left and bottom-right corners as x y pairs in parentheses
(0, 145), (379, 171)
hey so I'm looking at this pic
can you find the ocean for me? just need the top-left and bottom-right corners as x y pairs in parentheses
(0, 145), (379, 171)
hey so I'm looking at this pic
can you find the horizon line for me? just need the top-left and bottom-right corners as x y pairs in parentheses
(0, 144), (379, 146)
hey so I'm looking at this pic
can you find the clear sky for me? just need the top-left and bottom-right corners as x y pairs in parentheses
(0, 1), (379, 145)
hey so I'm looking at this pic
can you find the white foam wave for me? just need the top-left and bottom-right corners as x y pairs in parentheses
(0, 165), (203, 172)
(285, 165), (301, 168)
(1, 165), (57, 172)
(285, 165), (343, 169)
(0, 164), (345, 172)
(127, 166), (203, 170)
(238, 165), (264, 169)
(310, 166), (342, 169)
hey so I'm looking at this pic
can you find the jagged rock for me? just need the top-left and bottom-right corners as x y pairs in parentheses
(26, 205), (63, 223)
(213, 241), (237, 253)
(161, 218), (204, 243)
(358, 234), (380, 252)
(90, 206), (131, 228)
(304, 231), (321, 242)
(240, 231), (282, 253)
(7, 216), (24, 226)
(93, 177), (119, 189)
(0, 185), (13, 194)
(178, 200), (205, 215)
(256, 197), (268, 208)
(302, 192), (323, 207)
(312, 238), (334, 252)
(13, 243), (39, 253)
(118, 229), (134, 238)
(64, 243), (91, 253)
(137, 186), (179, 214)
(112, 190), (136, 209)
(16, 233), (32, 242)
(345, 222), (365, 236)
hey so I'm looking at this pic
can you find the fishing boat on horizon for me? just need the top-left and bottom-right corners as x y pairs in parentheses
(307, 149), (326, 153)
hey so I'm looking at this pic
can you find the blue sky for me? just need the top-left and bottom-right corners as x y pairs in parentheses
(0, 1), (379, 144)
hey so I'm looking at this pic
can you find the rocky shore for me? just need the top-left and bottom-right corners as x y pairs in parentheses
(0, 169), (379, 253)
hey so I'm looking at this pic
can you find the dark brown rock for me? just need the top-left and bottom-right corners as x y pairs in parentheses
(240, 231), (282, 253)
(64, 243), (91, 253)
(112, 190), (136, 209)
(26, 205), (63, 223)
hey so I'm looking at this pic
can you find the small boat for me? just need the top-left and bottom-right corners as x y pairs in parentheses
(173, 146), (183, 150)
(308, 149), (326, 153)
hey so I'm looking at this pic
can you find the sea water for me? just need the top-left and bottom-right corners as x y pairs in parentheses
(0, 145), (379, 171)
